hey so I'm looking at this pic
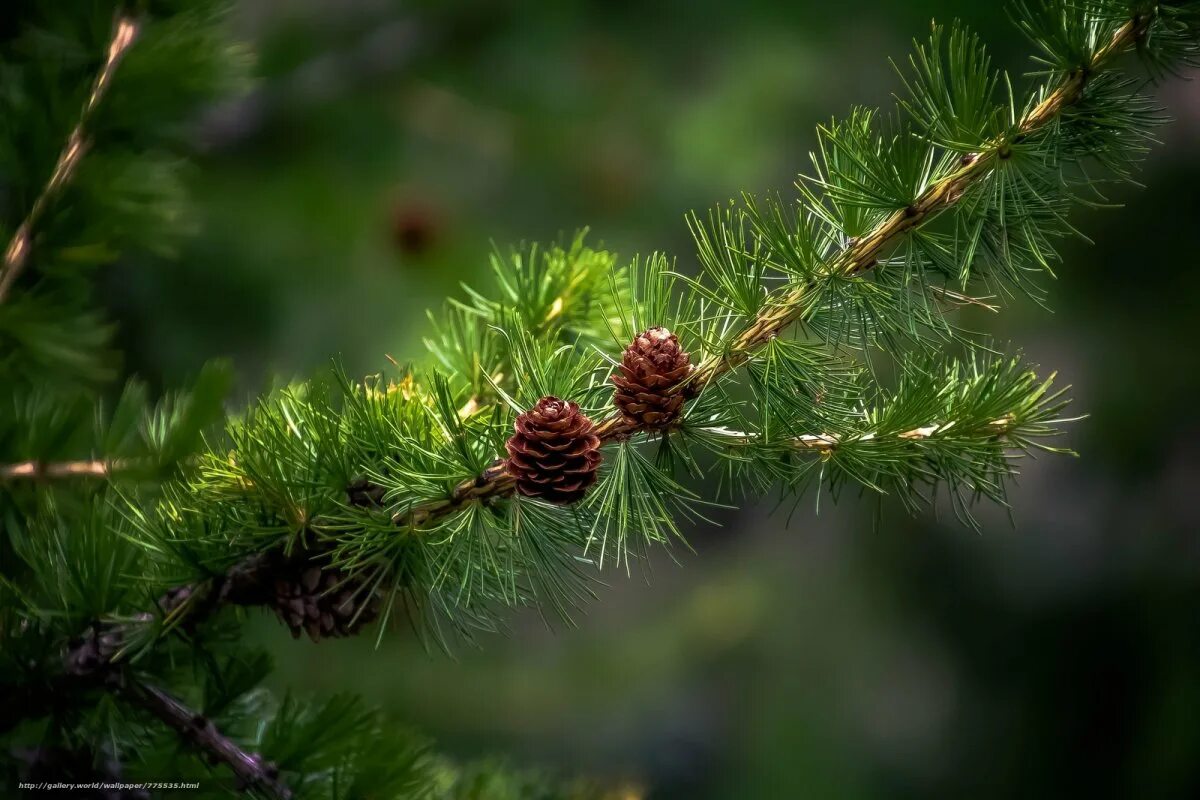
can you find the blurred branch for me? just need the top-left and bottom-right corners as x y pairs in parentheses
(60, 553), (275, 675)
(0, 459), (132, 481)
(0, 14), (140, 304)
(2, 555), (273, 735)
(123, 679), (291, 800)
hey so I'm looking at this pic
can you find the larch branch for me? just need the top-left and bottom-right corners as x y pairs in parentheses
(389, 11), (1149, 531)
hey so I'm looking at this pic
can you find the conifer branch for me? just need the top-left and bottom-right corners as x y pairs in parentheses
(684, 11), (1152, 387)
(384, 6), (1154, 533)
(122, 679), (292, 800)
(708, 415), (1021, 453)
(0, 14), (140, 304)
(56, 553), (273, 677)
(0, 560), (269, 735)
(394, 403), (1039, 527)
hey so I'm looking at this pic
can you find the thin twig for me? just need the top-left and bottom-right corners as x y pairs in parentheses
(704, 415), (1018, 453)
(58, 551), (275, 678)
(0, 14), (140, 304)
(0, 459), (131, 481)
(928, 286), (1000, 313)
(123, 679), (292, 800)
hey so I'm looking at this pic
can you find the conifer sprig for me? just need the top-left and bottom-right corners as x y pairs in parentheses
(102, 0), (1198, 655)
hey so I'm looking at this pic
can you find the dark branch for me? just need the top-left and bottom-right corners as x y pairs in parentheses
(53, 554), (271, 693)
(3, 552), (278, 737)
(122, 679), (292, 800)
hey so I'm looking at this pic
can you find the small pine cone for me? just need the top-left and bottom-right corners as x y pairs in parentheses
(270, 561), (382, 643)
(64, 625), (123, 676)
(611, 327), (692, 428)
(505, 396), (602, 504)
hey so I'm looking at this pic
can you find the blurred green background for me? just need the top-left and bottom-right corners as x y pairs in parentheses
(100, 1), (1200, 797)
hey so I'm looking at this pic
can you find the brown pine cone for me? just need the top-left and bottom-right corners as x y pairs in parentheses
(611, 327), (693, 428)
(270, 561), (382, 643)
(504, 396), (602, 504)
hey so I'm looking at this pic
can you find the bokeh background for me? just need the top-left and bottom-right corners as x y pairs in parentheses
(101, 1), (1200, 797)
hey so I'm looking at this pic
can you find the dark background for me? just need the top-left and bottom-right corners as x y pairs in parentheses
(101, 1), (1200, 797)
